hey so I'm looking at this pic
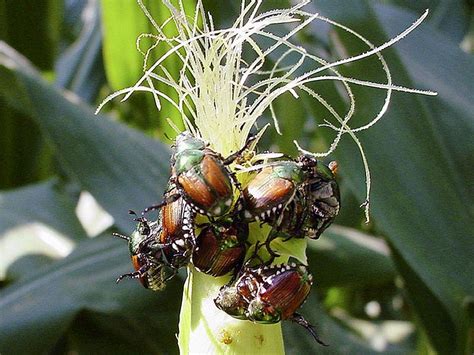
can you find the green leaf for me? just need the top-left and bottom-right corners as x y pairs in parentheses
(376, 2), (474, 211)
(100, 0), (152, 91)
(56, 1), (105, 103)
(386, 0), (471, 42)
(332, 183), (367, 228)
(57, 310), (178, 354)
(0, 102), (53, 188)
(5, 254), (55, 283)
(0, 0), (62, 71)
(283, 293), (381, 354)
(0, 180), (87, 280)
(307, 226), (396, 288)
(266, 92), (309, 156)
(0, 180), (84, 240)
(0, 236), (183, 354)
(0, 2), (58, 188)
(100, 0), (191, 137)
(273, 237), (308, 265)
(0, 9), (56, 188)
(0, 42), (170, 232)
(308, 2), (474, 352)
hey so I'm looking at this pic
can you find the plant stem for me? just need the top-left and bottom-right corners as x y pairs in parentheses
(178, 266), (285, 354)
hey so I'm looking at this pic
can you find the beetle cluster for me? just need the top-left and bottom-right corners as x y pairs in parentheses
(114, 131), (340, 346)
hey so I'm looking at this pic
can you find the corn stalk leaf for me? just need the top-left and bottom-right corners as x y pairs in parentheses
(0, 180), (86, 280)
(56, 0), (105, 103)
(308, 2), (474, 352)
(308, 226), (396, 288)
(388, 0), (471, 42)
(100, 0), (195, 137)
(0, 42), (170, 232)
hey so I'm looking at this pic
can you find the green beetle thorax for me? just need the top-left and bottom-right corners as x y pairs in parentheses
(315, 161), (335, 181)
(175, 132), (206, 154)
(272, 161), (306, 183)
(174, 150), (205, 174)
(129, 229), (147, 254)
(128, 220), (158, 254)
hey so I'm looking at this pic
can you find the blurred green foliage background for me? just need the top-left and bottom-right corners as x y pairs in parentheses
(0, 0), (473, 354)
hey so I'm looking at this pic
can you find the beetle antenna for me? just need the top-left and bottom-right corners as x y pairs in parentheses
(112, 232), (130, 241)
(290, 313), (328, 347)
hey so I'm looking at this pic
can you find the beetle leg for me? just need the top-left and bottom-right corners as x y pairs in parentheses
(244, 242), (266, 266)
(289, 313), (328, 347)
(231, 197), (246, 222)
(230, 253), (246, 276)
(229, 171), (242, 191)
(116, 260), (151, 284)
(230, 200), (247, 223)
(142, 193), (181, 215)
(195, 222), (210, 228)
(116, 271), (140, 283)
(262, 229), (280, 261)
(223, 134), (258, 165)
(246, 240), (277, 265)
(164, 268), (178, 282)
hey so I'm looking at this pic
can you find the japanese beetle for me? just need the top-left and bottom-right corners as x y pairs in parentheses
(276, 160), (340, 239)
(113, 215), (167, 291)
(214, 261), (327, 346)
(241, 155), (340, 242)
(214, 263), (263, 319)
(154, 185), (196, 271)
(240, 155), (318, 224)
(146, 131), (255, 218)
(246, 262), (313, 323)
(303, 160), (340, 239)
(115, 182), (196, 289)
(193, 220), (248, 276)
(247, 263), (326, 345)
(172, 131), (238, 217)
